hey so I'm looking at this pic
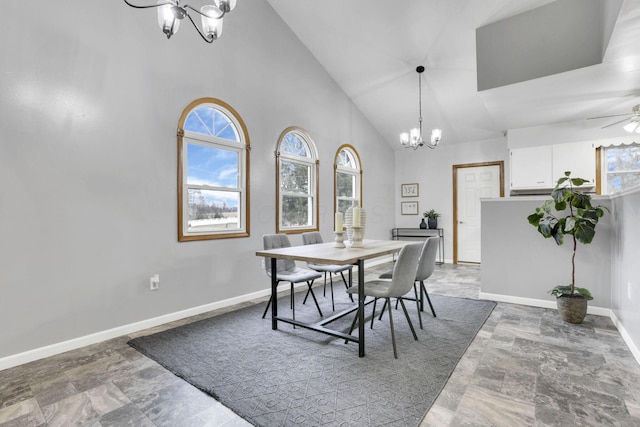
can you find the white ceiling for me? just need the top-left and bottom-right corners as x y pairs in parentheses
(266, 0), (640, 149)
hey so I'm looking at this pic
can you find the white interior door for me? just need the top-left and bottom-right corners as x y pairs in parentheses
(456, 165), (501, 263)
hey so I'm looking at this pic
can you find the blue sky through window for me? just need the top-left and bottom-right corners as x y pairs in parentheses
(184, 107), (239, 141)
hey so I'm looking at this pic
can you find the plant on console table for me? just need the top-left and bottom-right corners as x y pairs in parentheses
(527, 171), (607, 324)
(423, 209), (440, 229)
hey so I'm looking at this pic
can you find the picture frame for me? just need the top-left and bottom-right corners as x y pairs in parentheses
(401, 183), (419, 197)
(401, 201), (419, 215)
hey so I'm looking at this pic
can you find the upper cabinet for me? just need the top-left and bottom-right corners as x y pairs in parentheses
(510, 141), (595, 194)
(510, 146), (553, 190)
(551, 142), (595, 185)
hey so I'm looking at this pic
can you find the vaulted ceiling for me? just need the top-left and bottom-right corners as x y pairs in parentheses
(266, 0), (640, 149)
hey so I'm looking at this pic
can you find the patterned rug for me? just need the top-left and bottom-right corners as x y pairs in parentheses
(129, 289), (496, 426)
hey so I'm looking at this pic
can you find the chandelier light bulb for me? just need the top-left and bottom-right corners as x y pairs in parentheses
(399, 66), (442, 150)
(125, 0), (236, 44)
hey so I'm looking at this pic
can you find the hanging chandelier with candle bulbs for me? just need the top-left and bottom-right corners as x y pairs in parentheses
(123, 0), (236, 44)
(399, 66), (442, 150)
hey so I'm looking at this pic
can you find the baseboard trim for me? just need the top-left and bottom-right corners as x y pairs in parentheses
(609, 310), (640, 366)
(1, 261), (391, 372)
(479, 292), (640, 366)
(0, 289), (271, 371)
(478, 292), (611, 317)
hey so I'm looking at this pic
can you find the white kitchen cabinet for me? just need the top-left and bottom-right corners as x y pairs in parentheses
(510, 146), (553, 189)
(510, 142), (595, 193)
(552, 141), (595, 186)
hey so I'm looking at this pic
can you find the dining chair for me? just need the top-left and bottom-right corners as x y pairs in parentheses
(346, 242), (422, 358)
(261, 234), (324, 321)
(376, 236), (438, 329)
(301, 232), (353, 311)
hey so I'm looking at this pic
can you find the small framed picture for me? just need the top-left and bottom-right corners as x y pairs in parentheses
(401, 183), (419, 197)
(401, 201), (419, 215)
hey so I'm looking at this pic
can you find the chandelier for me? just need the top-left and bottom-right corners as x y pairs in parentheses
(399, 66), (442, 150)
(123, 0), (237, 43)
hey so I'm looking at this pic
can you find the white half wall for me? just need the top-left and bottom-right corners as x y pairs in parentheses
(609, 187), (640, 361)
(481, 196), (613, 306)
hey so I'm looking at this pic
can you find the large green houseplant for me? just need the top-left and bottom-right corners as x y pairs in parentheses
(527, 171), (607, 324)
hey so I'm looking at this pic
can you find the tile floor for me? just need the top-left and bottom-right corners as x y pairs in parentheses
(1, 263), (639, 426)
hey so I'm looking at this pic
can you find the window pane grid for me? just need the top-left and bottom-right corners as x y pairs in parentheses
(185, 106), (240, 142)
(277, 128), (317, 232)
(282, 132), (311, 158)
(604, 144), (640, 194)
(179, 99), (248, 241)
(335, 147), (361, 218)
(186, 188), (241, 233)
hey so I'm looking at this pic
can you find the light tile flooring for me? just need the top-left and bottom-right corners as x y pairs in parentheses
(1, 263), (639, 426)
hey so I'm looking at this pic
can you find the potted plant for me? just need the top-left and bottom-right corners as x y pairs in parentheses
(423, 209), (441, 229)
(527, 171), (607, 324)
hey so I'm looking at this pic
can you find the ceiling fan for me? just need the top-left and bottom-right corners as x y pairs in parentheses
(588, 104), (640, 132)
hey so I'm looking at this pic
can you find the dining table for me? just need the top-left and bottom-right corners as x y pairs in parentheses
(255, 238), (409, 357)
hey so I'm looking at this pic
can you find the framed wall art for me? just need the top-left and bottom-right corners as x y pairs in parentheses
(401, 201), (419, 215)
(401, 183), (419, 197)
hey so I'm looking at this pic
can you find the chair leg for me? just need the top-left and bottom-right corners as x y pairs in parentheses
(291, 283), (296, 329)
(323, 272), (328, 297)
(421, 281), (436, 317)
(386, 297), (398, 359)
(378, 298), (389, 321)
(370, 298), (377, 329)
(329, 273), (335, 311)
(398, 298), (418, 340)
(306, 281), (323, 317)
(339, 271), (354, 302)
(413, 283), (423, 329)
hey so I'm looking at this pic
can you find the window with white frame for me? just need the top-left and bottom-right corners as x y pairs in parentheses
(335, 144), (362, 217)
(178, 98), (250, 241)
(276, 127), (318, 233)
(602, 143), (640, 194)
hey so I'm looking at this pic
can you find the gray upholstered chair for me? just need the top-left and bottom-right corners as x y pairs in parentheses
(261, 234), (323, 320)
(301, 232), (353, 311)
(346, 242), (422, 358)
(377, 236), (438, 329)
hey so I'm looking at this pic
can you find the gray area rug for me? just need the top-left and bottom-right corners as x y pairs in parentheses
(129, 289), (496, 426)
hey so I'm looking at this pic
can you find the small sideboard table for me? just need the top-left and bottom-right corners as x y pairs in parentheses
(391, 228), (444, 264)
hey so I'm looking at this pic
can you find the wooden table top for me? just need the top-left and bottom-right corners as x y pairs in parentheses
(256, 239), (410, 265)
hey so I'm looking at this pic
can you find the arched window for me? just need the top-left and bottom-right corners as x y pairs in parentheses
(276, 127), (318, 233)
(334, 144), (362, 219)
(177, 98), (250, 241)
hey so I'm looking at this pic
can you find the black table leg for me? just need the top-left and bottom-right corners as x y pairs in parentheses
(357, 259), (365, 357)
(271, 257), (278, 330)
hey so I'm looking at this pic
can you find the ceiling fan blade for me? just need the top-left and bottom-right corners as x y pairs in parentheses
(601, 117), (633, 129)
(587, 113), (631, 120)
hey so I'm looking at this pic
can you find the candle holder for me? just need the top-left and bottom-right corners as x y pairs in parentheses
(350, 226), (364, 248)
(334, 231), (346, 248)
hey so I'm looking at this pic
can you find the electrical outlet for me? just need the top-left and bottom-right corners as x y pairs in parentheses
(150, 274), (160, 291)
(261, 259), (265, 269)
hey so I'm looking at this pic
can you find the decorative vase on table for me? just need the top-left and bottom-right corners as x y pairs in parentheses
(428, 218), (437, 229)
(419, 218), (427, 229)
(344, 203), (366, 243)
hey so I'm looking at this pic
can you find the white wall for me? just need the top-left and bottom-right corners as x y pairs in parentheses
(0, 1), (395, 362)
(481, 196), (613, 308)
(610, 188), (640, 358)
(394, 136), (508, 262)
